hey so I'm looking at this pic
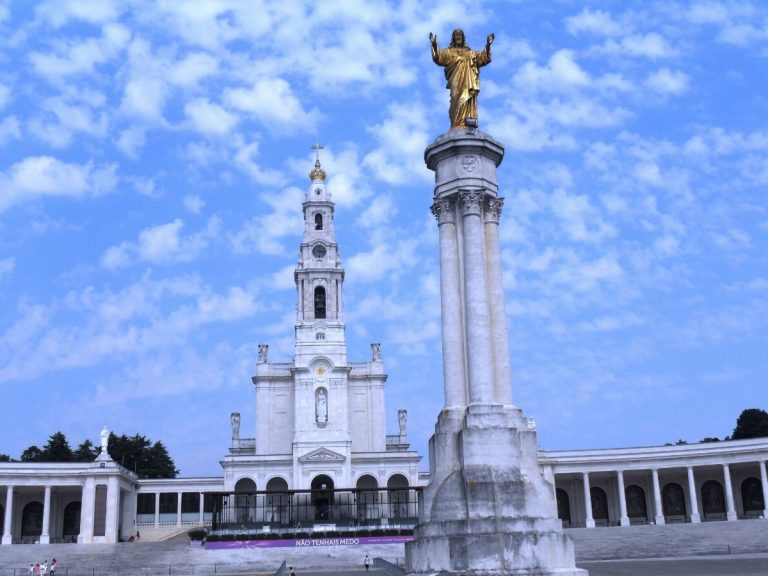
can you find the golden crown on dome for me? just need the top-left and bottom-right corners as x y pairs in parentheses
(308, 159), (327, 181)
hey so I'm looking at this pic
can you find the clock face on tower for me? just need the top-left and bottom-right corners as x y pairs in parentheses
(312, 244), (326, 259)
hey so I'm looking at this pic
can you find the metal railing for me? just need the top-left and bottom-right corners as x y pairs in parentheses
(208, 487), (421, 534)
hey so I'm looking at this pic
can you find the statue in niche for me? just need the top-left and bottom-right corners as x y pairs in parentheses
(100, 425), (109, 454)
(258, 344), (269, 363)
(316, 388), (328, 423)
(371, 343), (382, 361)
(398, 409), (407, 436)
(429, 28), (494, 129)
(231, 412), (241, 442)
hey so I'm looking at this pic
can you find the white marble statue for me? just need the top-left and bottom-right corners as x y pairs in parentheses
(231, 412), (241, 440)
(316, 388), (327, 423)
(398, 409), (407, 436)
(100, 426), (109, 453)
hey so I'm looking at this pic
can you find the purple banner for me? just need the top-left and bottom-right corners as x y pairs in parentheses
(206, 535), (414, 550)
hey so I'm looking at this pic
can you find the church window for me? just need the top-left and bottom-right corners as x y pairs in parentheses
(314, 286), (326, 319)
(315, 213), (323, 230)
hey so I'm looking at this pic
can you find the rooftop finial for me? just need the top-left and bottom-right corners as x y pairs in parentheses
(309, 143), (327, 181)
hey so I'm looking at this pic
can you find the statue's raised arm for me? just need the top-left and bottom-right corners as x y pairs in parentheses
(429, 29), (494, 129)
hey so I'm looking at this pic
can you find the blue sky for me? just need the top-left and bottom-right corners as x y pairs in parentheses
(1, 0), (766, 477)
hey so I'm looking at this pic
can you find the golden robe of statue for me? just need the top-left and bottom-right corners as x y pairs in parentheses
(430, 29), (494, 129)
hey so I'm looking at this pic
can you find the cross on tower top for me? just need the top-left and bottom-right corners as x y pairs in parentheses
(311, 143), (325, 164)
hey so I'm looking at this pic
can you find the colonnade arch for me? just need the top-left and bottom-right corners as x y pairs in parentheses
(265, 477), (289, 525)
(701, 480), (725, 516)
(387, 473), (410, 519)
(356, 474), (378, 521)
(662, 483), (687, 517)
(741, 477), (765, 513)
(62, 501), (81, 539)
(234, 478), (257, 524)
(556, 489), (571, 526)
(21, 502), (43, 538)
(310, 474), (334, 521)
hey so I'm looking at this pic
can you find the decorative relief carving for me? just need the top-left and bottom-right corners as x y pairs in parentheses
(298, 447), (346, 462)
(461, 155), (478, 173)
(485, 197), (504, 223)
(459, 190), (484, 216)
(330, 379), (344, 388)
(430, 199), (455, 224)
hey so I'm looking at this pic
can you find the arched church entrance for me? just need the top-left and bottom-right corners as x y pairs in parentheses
(311, 475), (334, 521)
(556, 489), (571, 527)
(387, 474), (410, 519)
(701, 480), (726, 519)
(590, 487), (609, 524)
(741, 477), (765, 516)
(356, 475), (378, 522)
(662, 483), (686, 519)
(266, 477), (290, 526)
(625, 485), (648, 523)
(21, 502), (43, 539)
(234, 478), (257, 525)
(62, 501), (81, 541)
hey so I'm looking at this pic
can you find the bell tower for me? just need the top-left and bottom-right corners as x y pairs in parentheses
(294, 145), (347, 368)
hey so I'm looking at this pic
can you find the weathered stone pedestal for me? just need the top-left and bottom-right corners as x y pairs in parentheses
(406, 128), (586, 575)
(406, 405), (586, 575)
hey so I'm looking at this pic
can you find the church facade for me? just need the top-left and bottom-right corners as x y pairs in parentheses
(219, 156), (422, 495)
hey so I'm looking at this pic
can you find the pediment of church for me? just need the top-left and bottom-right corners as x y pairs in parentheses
(298, 447), (346, 463)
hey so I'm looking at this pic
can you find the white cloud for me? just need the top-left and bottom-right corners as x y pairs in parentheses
(233, 141), (284, 186)
(645, 68), (690, 94)
(116, 126), (147, 158)
(594, 32), (676, 59)
(514, 50), (591, 93)
(167, 52), (219, 88)
(183, 195), (205, 214)
(185, 98), (239, 136)
(0, 256), (14, 280)
(29, 23), (131, 78)
(102, 217), (221, 268)
(35, 0), (120, 27)
(0, 116), (21, 146)
(0, 156), (117, 213)
(223, 78), (318, 131)
(565, 8), (624, 37)
(0, 83), (10, 109)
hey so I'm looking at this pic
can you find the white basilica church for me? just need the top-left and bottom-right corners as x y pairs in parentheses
(0, 156), (767, 545)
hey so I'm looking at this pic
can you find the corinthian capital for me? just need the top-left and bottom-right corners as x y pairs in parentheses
(430, 199), (455, 224)
(459, 190), (484, 216)
(484, 197), (504, 223)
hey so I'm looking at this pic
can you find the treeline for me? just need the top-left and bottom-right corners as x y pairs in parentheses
(0, 431), (178, 478)
(667, 408), (768, 445)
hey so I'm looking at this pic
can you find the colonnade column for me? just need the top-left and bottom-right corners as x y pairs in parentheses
(198, 493), (205, 525)
(459, 190), (494, 404)
(432, 199), (466, 409)
(104, 477), (119, 542)
(723, 464), (737, 521)
(483, 197), (513, 405)
(40, 485), (52, 544)
(760, 461), (768, 520)
(78, 477), (95, 543)
(651, 469), (665, 525)
(154, 492), (160, 527)
(687, 467), (700, 523)
(2, 486), (13, 545)
(177, 492), (183, 526)
(616, 471), (629, 527)
(582, 473), (595, 528)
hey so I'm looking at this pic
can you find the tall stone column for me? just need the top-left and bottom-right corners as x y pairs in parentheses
(154, 492), (160, 527)
(40, 485), (52, 544)
(651, 469), (665, 525)
(177, 492), (183, 526)
(723, 464), (737, 521)
(484, 197), (513, 405)
(460, 190), (495, 405)
(432, 199), (466, 409)
(617, 471), (629, 527)
(199, 493), (205, 525)
(582, 473), (595, 528)
(406, 129), (586, 575)
(78, 477), (95, 544)
(687, 467), (700, 523)
(2, 486), (13, 545)
(760, 461), (768, 520)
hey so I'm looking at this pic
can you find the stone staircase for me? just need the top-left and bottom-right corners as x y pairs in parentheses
(568, 519), (768, 560)
(1, 521), (767, 575)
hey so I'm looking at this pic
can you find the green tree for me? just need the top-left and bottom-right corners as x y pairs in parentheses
(73, 439), (98, 462)
(20, 446), (42, 461)
(40, 432), (74, 462)
(0, 454), (10, 462)
(732, 408), (768, 440)
(107, 433), (178, 478)
(700, 437), (721, 443)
